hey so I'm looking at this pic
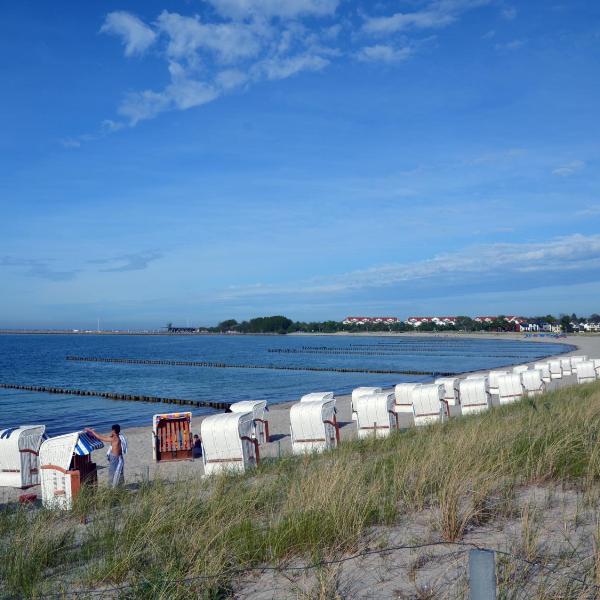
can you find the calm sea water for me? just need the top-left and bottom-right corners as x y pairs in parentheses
(0, 334), (571, 435)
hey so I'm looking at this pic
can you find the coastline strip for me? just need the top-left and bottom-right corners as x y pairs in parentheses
(64, 355), (457, 377)
(0, 383), (230, 410)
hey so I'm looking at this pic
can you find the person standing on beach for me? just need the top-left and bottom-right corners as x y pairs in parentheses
(85, 424), (126, 487)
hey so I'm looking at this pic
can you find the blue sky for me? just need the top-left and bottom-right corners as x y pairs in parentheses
(1, 0), (600, 328)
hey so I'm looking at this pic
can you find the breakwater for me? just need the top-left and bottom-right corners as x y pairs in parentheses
(65, 355), (456, 377)
(0, 383), (230, 410)
(268, 347), (523, 358)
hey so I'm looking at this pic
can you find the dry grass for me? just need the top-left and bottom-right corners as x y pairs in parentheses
(2, 382), (600, 598)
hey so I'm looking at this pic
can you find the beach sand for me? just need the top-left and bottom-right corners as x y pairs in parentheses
(2, 333), (598, 505)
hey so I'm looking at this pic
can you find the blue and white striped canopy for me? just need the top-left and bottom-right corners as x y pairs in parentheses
(74, 433), (104, 455)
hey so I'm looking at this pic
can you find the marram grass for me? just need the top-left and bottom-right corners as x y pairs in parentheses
(2, 383), (600, 598)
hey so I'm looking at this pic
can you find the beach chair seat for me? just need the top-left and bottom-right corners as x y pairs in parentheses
(152, 412), (193, 462)
(351, 387), (382, 421)
(355, 392), (397, 438)
(230, 400), (270, 444)
(411, 384), (446, 426)
(201, 412), (258, 475)
(497, 373), (524, 404)
(521, 370), (545, 397)
(290, 398), (338, 454)
(575, 361), (597, 384)
(459, 378), (491, 415)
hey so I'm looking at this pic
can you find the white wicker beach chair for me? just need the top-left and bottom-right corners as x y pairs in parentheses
(488, 370), (509, 396)
(512, 365), (530, 375)
(355, 392), (397, 439)
(533, 363), (551, 384)
(548, 360), (563, 380)
(393, 383), (420, 427)
(575, 361), (597, 384)
(411, 384), (446, 426)
(459, 378), (491, 415)
(497, 373), (524, 405)
(230, 400), (270, 444)
(201, 412), (258, 475)
(351, 387), (382, 421)
(560, 358), (573, 376)
(0, 425), (46, 489)
(290, 397), (338, 454)
(39, 431), (104, 510)
(521, 370), (545, 397)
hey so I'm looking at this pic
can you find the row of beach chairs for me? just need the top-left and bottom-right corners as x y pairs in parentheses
(200, 354), (599, 475)
(2, 355), (599, 508)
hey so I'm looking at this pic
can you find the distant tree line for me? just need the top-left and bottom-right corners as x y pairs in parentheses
(168, 313), (600, 335)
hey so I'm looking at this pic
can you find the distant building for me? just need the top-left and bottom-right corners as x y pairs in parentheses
(474, 316), (526, 325)
(406, 316), (457, 327)
(342, 316), (399, 325)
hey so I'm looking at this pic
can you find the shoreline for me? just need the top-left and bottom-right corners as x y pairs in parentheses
(0, 333), (588, 505)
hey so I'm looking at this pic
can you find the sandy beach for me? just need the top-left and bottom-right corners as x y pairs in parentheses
(3, 333), (598, 505)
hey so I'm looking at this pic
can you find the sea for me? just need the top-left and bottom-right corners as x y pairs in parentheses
(0, 334), (572, 435)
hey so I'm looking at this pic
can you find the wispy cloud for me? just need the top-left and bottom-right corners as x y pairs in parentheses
(575, 205), (600, 217)
(501, 6), (517, 20)
(212, 234), (600, 300)
(89, 251), (163, 272)
(495, 39), (525, 51)
(356, 44), (412, 63)
(552, 160), (586, 177)
(362, 0), (491, 35)
(206, 0), (340, 20)
(0, 257), (79, 282)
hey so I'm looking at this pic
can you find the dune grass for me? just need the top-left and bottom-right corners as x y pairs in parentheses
(2, 382), (600, 598)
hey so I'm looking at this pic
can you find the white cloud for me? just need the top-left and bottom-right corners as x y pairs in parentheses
(576, 205), (600, 217)
(255, 53), (329, 80)
(205, 0), (339, 20)
(118, 72), (220, 125)
(156, 11), (263, 63)
(100, 11), (157, 56)
(553, 160), (586, 177)
(356, 44), (412, 63)
(98, 0), (491, 128)
(501, 6), (517, 20)
(495, 39), (525, 51)
(363, 0), (491, 35)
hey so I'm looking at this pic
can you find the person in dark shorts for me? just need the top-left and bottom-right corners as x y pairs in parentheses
(192, 434), (202, 458)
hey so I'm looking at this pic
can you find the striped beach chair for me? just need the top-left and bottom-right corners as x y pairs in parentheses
(39, 431), (104, 510)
